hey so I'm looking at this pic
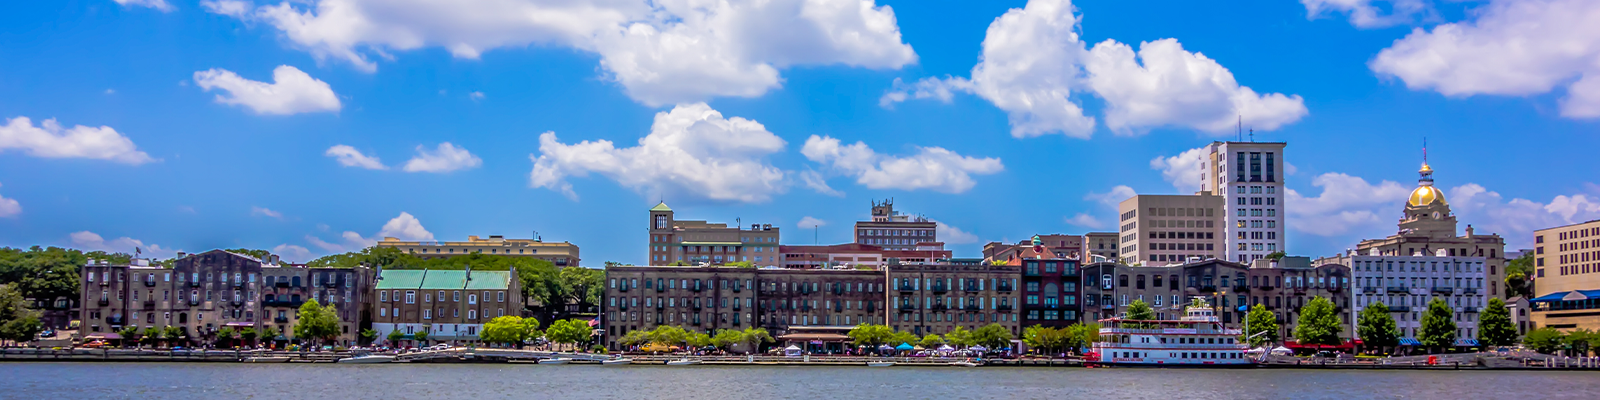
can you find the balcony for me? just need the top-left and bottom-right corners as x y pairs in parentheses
(142, 299), (156, 309)
(275, 281), (290, 288)
(1463, 288), (1478, 295)
(997, 283), (1015, 292)
(274, 316), (289, 323)
(619, 304), (629, 311)
(1199, 285), (1217, 293)
(618, 285), (629, 293)
(1362, 287), (1378, 294)
(1386, 306), (1411, 312)
(931, 303), (948, 312)
(188, 281), (201, 288)
(691, 304), (702, 311)
(931, 285), (949, 294)
(98, 298), (110, 306)
(1233, 285), (1250, 293)
(108, 316), (125, 325)
(897, 285), (916, 293)
(996, 304), (1013, 312)
(732, 286), (741, 293)
(188, 299), (201, 306)
(98, 280), (108, 286)
(691, 286), (703, 293)
(964, 304), (980, 312)
(263, 299), (304, 308)
(233, 281), (244, 288)
(1432, 287), (1454, 294)
(732, 303), (741, 311)
(691, 318), (702, 326)
(1327, 285), (1343, 292)
(897, 304), (915, 313)
(1386, 286), (1408, 293)
(143, 280), (157, 287)
(322, 280), (339, 288)
(1463, 306), (1480, 313)
(1043, 303), (1060, 309)
(1257, 285), (1274, 291)
(655, 303), (664, 310)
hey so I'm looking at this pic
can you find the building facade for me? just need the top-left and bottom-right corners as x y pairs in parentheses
(1331, 253), (1488, 341)
(378, 235), (580, 267)
(1529, 219), (1600, 332)
(1081, 262), (1186, 322)
(1116, 194), (1225, 265)
(854, 199), (936, 251)
(1083, 232), (1120, 262)
(372, 269), (521, 345)
(991, 237), (1083, 329)
(1355, 161), (1507, 299)
(887, 259), (1020, 337)
(80, 250), (372, 345)
(647, 202), (781, 267)
(1249, 257), (1354, 342)
(1198, 141), (1288, 263)
(778, 243), (951, 269)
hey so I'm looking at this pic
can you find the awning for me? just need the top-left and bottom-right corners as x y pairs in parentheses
(1453, 339), (1480, 347)
(969, 345), (988, 352)
(1399, 338), (1422, 346)
(895, 343), (914, 351)
(1530, 290), (1600, 303)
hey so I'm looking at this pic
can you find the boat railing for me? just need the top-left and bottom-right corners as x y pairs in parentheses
(1093, 342), (1249, 350)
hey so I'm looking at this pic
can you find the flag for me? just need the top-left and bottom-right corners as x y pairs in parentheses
(1237, 305), (1248, 312)
(587, 319), (599, 327)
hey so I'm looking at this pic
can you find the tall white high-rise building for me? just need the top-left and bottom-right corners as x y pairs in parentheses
(1199, 141), (1287, 263)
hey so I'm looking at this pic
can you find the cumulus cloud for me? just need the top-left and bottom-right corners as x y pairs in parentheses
(1301, 0), (1433, 28)
(251, 206), (284, 219)
(1, 116), (156, 164)
(193, 65), (342, 115)
(70, 231), (177, 258)
(1449, 184), (1600, 247)
(307, 212), (433, 253)
(1150, 147), (1208, 194)
(1085, 185), (1137, 208)
(797, 216), (827, 229)
(115, 0), (175, 12)
(935, 220), (979, 244)
(403, 142), (482, 173)
(0, 183), (19, 218)
(1065, 213), (1105, 229)
(882, 0), (1303, 137)
(204, 0), (916, 106)
(271, 244), (313, 263)
(530, 102), (788, 202)
(1370, 0), (1600, 119)
(801, 135), (1003, 193)
(1284, 173), (1410, 237)
(799, 170), (845, 197)
(469, 91), (486, 101)
(324, 145), (387, 170)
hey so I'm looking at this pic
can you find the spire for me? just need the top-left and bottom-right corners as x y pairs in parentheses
(1418, 137), (1433, 183)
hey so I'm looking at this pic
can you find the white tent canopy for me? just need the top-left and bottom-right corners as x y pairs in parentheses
(1270, 346), (1292, 355)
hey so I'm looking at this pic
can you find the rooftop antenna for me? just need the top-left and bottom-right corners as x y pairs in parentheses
(1249, 128), (1254, 143)
(1236, 115), (1242, 141)
(1423, 137), (1428, 164)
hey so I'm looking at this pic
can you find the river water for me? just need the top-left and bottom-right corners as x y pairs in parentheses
(4, 362), (1596, 399)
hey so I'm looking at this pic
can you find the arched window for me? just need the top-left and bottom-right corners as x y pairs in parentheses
(1043, 283), (1059, 297)
(292, 276), (302, 287)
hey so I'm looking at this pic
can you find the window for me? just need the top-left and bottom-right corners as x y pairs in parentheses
(469, 294), (478, 305)
(468, 310), (477, 320)
(405, 291), (416, 304)
(422, 309), (431, 319)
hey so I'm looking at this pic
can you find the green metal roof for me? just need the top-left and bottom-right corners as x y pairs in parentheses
(419, 270), (466, 290)
(463, 270), (512, 290)
(375, 270), (427, 289)
(650, 202), (672, 212)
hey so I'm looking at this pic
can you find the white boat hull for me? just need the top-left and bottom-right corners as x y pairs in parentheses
(867, 362), (894, 367)
(665, 359), (700, 366)
(539, 358), (572, 365)
(602, 359), (633, 365)
(948, 362), (978, 367)
(337, 355), (395, 364)
(244, 356), (290, 363)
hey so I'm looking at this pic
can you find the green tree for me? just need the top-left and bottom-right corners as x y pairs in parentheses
(618, 330), (650, 347)
(0, 283), (44, 344)
(686, 332), (713, 349)
(1062, 322), (1097, 352)
(164, 325), (185, 346)
(712, 329), (744, 351)
(1524, 327), (1566, 354)
(1566, 329), (1596, 356)
(215, 327), (237, 347)
(918, 333), (945, 348)
(1477, 297), (1518, 347)
(116, 326), (140, 347)
(1505, 254), (1534, 298)
(259, 326), (278, 343)
(1264, 251), (1287, 260)
(847, 324), (893, 347)
(889, 330), (918, 347)
(414, 328), (430, 344)
(482, 316), (537, 346)
(223, 248), (274, 260)
(725, 261), (756, 269)
(1126, 299), (1155, 321)
(737, 327), (773, 354)
(1357, 302), (1400, 349)
(1243, 304), (1279, 347)
(240, 327), (259, 346)
(1418, 297), (1457, 351)
(1294, 296), (1343, 346)
(0, 315), (43, 345)
(387, 329), (404, 345)
(945, 326), (972, 347)
(545, 319), (593, 349)
(293, 300), (341, 346)
(969, 323), (1014, 350)
(646, 325), (688, 347)
(357, 329), (375, 346)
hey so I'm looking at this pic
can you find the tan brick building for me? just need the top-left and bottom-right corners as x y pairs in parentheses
(1117, 194), (1226, 265)
(378, 235), (580, 267)
(647, 202), (781, 266)
(1530, 219), (1600, 332)
(887, 259), (1020, 337)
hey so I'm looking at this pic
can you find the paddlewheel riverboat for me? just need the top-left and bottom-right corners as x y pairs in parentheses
(1087, 299), (1254, 367)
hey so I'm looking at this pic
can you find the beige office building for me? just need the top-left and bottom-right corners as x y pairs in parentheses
(1530, 219), (1600, 332)
(647, 202), (781, 267)
(1117, 194), (1225, 265)
(378, 235), (580, 267)
(1084, 232), (1120, 262)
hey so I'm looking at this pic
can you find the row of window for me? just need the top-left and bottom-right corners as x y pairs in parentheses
(380, 290), (505, 304)
(378, 307), (502, 320)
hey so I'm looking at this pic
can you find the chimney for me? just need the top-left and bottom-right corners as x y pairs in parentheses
(177, 251), (187, 259)
(86, 258), (95, 266)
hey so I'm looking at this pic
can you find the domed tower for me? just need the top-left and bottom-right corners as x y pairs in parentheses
(1397, 158), (1458, 239)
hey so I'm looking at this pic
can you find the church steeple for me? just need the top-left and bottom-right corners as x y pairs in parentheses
(1399, 141), (1456, 238)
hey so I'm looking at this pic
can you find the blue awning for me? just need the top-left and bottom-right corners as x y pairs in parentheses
(1453, 339), (1480, 347)
(1530, 292), (1574, 303)
(1399, 338), (1422, 346)
(895, 343), (914, 350)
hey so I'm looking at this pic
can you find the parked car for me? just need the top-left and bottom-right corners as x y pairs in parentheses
(81, 340), (107, 349)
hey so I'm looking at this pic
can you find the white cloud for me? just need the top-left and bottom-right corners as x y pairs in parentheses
(0, 183), (19, 218)
(1084, 39), (1307, 134)
(1085, 185), (1137, 209)
(1370, 0), (1600, 119)
(403, 142), (482, 173)
(797, 216), (827, 229)
(882, 0), (1303, 137)
(1, 116), (157, 165)
(1065, 213), (1104, 229)
(324, 145), (387, 170)
(271, 244), (313, 263)
(1284, 173), (1410, 237)
(1301, 0), (1433, 28)
(307, 212), (431, 253)
(935, 220), (979, 244)
(469, 91), (486, 101)
(530, 102), (788, 202)
(193, 65), (342, 115)
(204, 0), (916, 106)
(801, 135), (1002, 193)
(799, 170), (845, 197)
(115, 0), (175, 12)
(1449, 183), (1600, 247)
(1150, 147), (1207, 194)
(104, 89), (115, 95)
(69, 231), (177, 258)
(251, 206), (284, 219)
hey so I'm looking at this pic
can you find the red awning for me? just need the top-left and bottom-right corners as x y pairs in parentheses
(1283, 340), (1356, 350)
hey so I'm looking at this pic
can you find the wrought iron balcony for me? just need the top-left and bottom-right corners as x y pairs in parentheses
(964, 304), (980, 312)
(275, 281), (291, 288)
(98, 298), (110, 306)
(897, 285), (916, 293)
(931, 284), (949, 294)
(1386, 286), (1408, 293)
(931, 303), (948, 312)
(188, 281), (201, 287)
(142, 299), (156, 309)
(143, 280), (157, 287)
(1386, 305), (1411, 312)
(996, 304), (1014, 311)
(1257, 285), (1274, 291)
(1463, 287), (1478, 295)
(997, 283), (1015, 292)
(1233, 285), (1250, 293)
(897, 304), (915, 313)
(1463, 306), (1479, 313)
(107, 316), (125, 325)
(274, 316), (289, 323)
(1432, 287), (1454, 294)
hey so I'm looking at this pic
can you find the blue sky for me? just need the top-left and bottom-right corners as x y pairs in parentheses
(2, 0), (1597, 264)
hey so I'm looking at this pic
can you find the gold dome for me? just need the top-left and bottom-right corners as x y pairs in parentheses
(1409, 185), (1446, 207)
(1420, 163), (1433, 174)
